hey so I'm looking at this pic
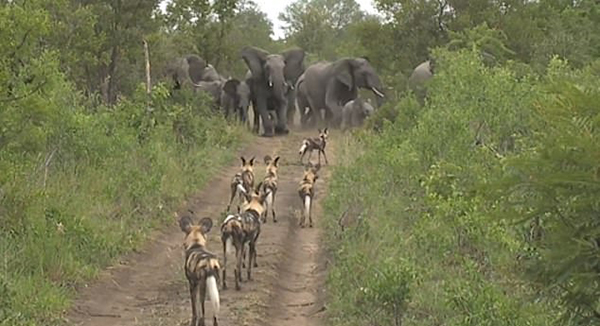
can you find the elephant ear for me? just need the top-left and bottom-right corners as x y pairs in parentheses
(282, 48), (306, 82)
(223, 79), (241, 97)
(241, 46), (269, 79)
(185, 55), (207, 84)
(334, 59), (355, 91)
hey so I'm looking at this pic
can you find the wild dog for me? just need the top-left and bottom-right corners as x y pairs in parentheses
(179, 215), (220, 326)
(226, 156), (255, 213)
(221, 183), (266, 290)
(261, 155), (280, 223)
(299, 128), (329, 165)
(298, 163), (320, 228)
(220, 214), (244, 290)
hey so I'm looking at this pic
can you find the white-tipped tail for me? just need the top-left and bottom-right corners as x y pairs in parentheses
(265, 191), (273, 214)
(236, 183), (246, 194)
(225, 236), (234, 255)
(299, 141), (308, 155)
(304, 195), (311, 220)
(206, 275), (220, 318)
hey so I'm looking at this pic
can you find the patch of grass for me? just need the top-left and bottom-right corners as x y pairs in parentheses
(322, 49), (598, 326)
(0, 84), (250, 326)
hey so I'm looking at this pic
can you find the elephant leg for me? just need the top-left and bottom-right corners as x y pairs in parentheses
(286, 89), (297, 126)
(256, 96), (274, 137)
(274, 101), (289, 135)
(252, 100), (261, 134)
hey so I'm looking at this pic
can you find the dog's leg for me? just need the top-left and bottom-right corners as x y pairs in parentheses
(227, 184), (237, 212)
(248, 241), (256, 280)
(189, 280), (198, 326)
(272, 192), (277, 223)
(199, 280), (207, 326)
(322, 149), (329, 165)
(235, 242), (242, 291)
(253, 231), (260, 268)
(222, 239), (227, 290)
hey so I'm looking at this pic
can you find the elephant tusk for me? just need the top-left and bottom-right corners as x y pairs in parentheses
(268, 79), (273, 87)
(371, 87), (385, 98)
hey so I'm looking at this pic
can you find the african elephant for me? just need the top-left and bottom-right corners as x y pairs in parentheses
(340, 98), (375, 130)
(241, 46), (306, 137)
(296, 57), (385, 129)
(221, 79), (251, 122)
(193, 80), (223, 110)
(167, 55), (225, 90)
(408, 60), (434, 105)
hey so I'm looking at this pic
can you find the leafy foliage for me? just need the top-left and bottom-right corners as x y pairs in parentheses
(324, 49), (600, 326)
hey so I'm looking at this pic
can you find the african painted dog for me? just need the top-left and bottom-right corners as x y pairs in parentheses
(221, 182), (266, 290)
(179, 215), (220, 326)
(299, 128), (329, 165)
(261, 155), (280, 223)
(298, 163), (320, 228)
(227, 156), (255, 213)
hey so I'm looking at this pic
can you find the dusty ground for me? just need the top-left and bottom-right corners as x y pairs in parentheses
(66, 128), (337, 326)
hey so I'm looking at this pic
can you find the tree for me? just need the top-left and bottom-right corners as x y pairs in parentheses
(279, 0), (364, 59)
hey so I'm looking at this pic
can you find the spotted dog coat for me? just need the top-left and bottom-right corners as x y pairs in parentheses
(299, 128), (329, 165)
(179, 215), (220, 326)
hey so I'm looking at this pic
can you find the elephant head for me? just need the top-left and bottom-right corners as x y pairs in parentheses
(167, 55), (227, 90)
(241, 46), (306, 136)
(334, 57), (385, 104)
(222, 78), (251, 122)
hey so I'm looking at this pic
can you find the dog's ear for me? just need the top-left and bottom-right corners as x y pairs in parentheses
(317, 128), (322, 134)
(198, 217), (213, 234)
(250, 156), (255, 166)
(264, 155), (272, 165)
(241, 156), (247, 166)
(179, 215), (193, 234)
(323, 128), (328, 135)
(304, 162), (312, 172)
(273, 156), (280, 167)
(313, 163), (321, 172)
(242, 191), (252, 203)
(255, 181), (264, 193)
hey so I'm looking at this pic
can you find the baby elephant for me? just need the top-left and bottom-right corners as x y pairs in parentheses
(340, 98), (375, 130)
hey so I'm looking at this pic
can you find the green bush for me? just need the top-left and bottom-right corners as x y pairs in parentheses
(0, 68), (244, 326)
(323, 49), (599, 326)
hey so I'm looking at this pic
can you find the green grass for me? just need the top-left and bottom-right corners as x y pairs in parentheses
(0, 86), (250, 325)
(322, 49), (599, 326)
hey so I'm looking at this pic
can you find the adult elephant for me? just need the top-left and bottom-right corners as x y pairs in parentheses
(296, 57), (385, 128)
(408, 60), (434, 105)
(167, 55), (224, 90)
(242, 46), (305, 137)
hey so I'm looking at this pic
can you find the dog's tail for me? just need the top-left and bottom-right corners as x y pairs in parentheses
(225, 236), (234, 256)
(299, 139), (309, 155)
(265, 188), (274, 216)
(304, 195), (311, 222)
(206, 273), (220, 319)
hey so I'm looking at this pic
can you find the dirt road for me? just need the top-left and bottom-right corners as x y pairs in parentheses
(67, 129), (335, 326)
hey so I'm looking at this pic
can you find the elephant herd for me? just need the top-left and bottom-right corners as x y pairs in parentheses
(168, 46), (435, 136)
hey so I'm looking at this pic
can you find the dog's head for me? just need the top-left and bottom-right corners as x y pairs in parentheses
(318, 128), (329, 142)
(179, 213), (214, 250)
(240, 156), (255, 173)
(264, 155), (280, 175)
(302, 163), (320, 184)
(242, 181), (269, 215)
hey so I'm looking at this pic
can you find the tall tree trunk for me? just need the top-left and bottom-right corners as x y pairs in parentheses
(106, 45), (120, 105)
